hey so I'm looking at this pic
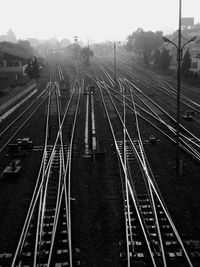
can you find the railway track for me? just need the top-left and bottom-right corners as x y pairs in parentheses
(11, 69), (81, 266)
(93, 62), (200, 163)
(98, 57), (200, 126)
(96, 77), (194, 266)
(0, 60), (200, 266)
(81, 61), (200, 265)
(0, 65), (82, 266)
(0, 82), (54, 154)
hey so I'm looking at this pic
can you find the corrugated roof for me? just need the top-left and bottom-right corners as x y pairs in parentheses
(0, 48), (33, 59)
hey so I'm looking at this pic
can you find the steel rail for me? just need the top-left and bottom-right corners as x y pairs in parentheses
(46, 80), (69, 266)
(102, 80), (200, 163)
(36, 88), (59, 264)
(118, 61), (200, 110)
(98, 63), (115, 86)
(93, 67), (193, 266)
(0, 82), (51, 138)
(119, 79), (200, 161)
(34, 85), (52, 266)
(34, 83), (63, 266)
(128, 82), (167, 267)
(107, 61), (200, 144)
(79, 64), (195, 265)
(122, 81), (132, 266)
(100, 60), (200, 135)
(105, 80), (164, 261)
(11, 82), (56, 267)
(104, 80), (193, 266)
(34, 77), (77, 265)
(98, 80), (157, 266)
(11, 75), (78, 266)
(105, 81), (193, 267)
(67, 79), (82, 266)
(87, 63), (200, 162)
(117, 152), (132, 265)
(0, 96), (49, 153)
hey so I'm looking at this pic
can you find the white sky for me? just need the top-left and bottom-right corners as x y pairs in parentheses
(0, 0), (200, 43)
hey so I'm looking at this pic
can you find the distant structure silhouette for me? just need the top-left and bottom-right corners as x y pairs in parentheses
(73, 36), (78, 43)
(0, 29), (17, 43)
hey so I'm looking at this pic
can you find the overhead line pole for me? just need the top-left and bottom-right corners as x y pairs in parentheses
(114, 42), (117, 87)
(176, 0), (182, 176)
(109, 41), (120, 88)
(163, 0), (196, 176)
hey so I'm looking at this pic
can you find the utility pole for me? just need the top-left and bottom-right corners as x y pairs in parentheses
(87, 36), (90, 67)
(109, 41), (120, 88)
(163, 0), (196, 177)
(45, 46), (48, 65)
(114, 42), (117, 87)
(176, 0), (182, 176)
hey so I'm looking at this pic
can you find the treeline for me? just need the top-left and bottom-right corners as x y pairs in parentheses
(126, 28), (163, 67)
(0, 40), (34, 57)
(126, 28), (195, 78)
(64, 43), (94, 67)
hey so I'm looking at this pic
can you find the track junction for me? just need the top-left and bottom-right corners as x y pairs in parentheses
(0, 58), (199, 266)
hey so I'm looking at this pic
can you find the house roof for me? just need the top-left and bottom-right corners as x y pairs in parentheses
(0, 48), (33, 60)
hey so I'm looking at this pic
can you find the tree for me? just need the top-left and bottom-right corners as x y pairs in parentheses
(60, 38), (71, 48)
(32, 57), (40, 79)
(143, 51), (150, 67)
(0, 41), (15, 49)
(0, 40), (34, 58)
(64, 43), (81, 59)
(25, 57), (40, 80)
(16, 40), (34, 56)
(154, 49), (161, 68)
(160, 48), (171, 71)
(91, 43), (113, 56)
(126, 28), (163, 66)
(80, 46), (94, 67)
(181, 48), (191, 76)
(25, 60), (33, 79)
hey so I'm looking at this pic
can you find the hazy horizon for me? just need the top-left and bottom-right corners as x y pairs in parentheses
(1, 0), (200, 44)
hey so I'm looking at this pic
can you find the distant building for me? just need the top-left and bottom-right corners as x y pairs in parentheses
(0, 29), (17, 43)
(74, 36), (79, 43)
(166, 19), (200, 73)
(182, 23), (200, 73)
(190, 56), (200, 73)
(181, 17), (194, 29)
(0, 48), (33, 87)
